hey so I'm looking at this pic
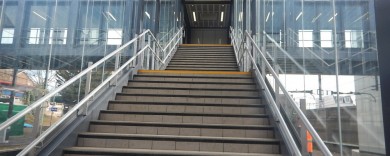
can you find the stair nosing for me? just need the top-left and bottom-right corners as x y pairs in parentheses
(128, 80), (256, 85)
(90, 120), (274, 130)
(63, 147), (281, 156)
(100, 110), (268, 118)
(108, 101), (265, 107)
(78, 133), (279, 144)
(134, 75), (252, 79)
(122, 86), (257, 91)
(116, 93), (261, 99)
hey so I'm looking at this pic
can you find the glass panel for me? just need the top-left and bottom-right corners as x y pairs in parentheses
(245, 0), (386, 155)
(1, 28), (14, 44)
(298, 30), (313, 47)
(320, 30), (333, 48)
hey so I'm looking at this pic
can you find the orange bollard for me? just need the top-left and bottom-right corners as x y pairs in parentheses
(307, 131), (313, 153)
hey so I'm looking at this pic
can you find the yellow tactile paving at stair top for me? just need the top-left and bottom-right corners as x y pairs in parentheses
(138, 70), (251, 75)
(180, 44), (232, 47)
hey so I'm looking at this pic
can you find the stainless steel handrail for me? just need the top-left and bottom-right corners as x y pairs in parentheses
(231, 27), (332, 155)
(19, 45), (149, 156)
(161, 28), (183, 64)
(0, 27), (184, 155)
(263, 31), (309, 74)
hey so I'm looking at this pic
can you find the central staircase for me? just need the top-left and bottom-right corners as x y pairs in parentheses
(63, 45), (282, 156)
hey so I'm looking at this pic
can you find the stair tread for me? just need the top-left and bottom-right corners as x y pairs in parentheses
(123, 86), (257, 91)
(128, 80), (255, 85)
(109, 101), (265, 107)
(64, 147), (281, 156)
(134, 74), (252, 79)
(78, 133), (279, 143)
(116, 93), (260, 99)
(100, 110), (268, 117)
(166, 68), (239, 71)
(90, 120), (273, 129)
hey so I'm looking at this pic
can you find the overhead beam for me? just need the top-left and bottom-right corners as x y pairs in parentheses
(183, 1), (231, 5)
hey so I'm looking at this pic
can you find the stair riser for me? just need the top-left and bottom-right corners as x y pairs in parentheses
(108, 103), (265, 114)
(167, 65), (238, 68)
(77, 138), (279, 154)
(115, 95), (261, 104)
(99, 113), (269, 125)
(132, 77), (253, 83)
(137, 73), (251, 78)
(172, 57), (235, 59)
(122, 89), (258, 97)
(168, 63), (237, 65)
(173, 56), (235, 58)
(165, 68), (238, 71)
(90, 125), (273, 139)
(127, 83), (256, 90)
(165, 67), (239, 70)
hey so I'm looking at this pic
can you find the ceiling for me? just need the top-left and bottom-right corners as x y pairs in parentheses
(184, 0), (231, 29)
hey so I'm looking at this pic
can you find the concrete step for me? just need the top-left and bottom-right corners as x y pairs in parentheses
(171, 57), (236, 60)
(177, 49), (233, 51)
(168, 62), (237, 66)
(108, 101), (265, 114)
(167, 65), (238, 69)
(132, 75), (253, 83)
(64, 147), (282, 156)
(99, 110), (270, 125)
(174, 54), (235, 56)
(127, 81), (257, 90)
(178, 47), (233, 50)
(115, 94), (261, 104)
(75, 133), (280, 154)
(89, 121), (274, 138)
(165, 67), (238, 71)
(170, 60), (237, 63)
(135, 72), (252, 78)
(128, 79), (255, 84)
(174, 52), (235, 55)
(122, 87), (258, 97)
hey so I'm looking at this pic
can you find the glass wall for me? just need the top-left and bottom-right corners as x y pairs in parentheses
(0, 0), (182, 149)
(233, 0), (385, 155)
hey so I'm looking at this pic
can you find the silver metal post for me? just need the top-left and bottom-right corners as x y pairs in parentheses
(147, 35), (151, 69)
(132, 34), (138, 67)
(81, 62), (93, 116)
(152, 41), (156, 70)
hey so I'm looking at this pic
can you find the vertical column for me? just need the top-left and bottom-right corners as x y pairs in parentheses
(375, 0), (390, 155)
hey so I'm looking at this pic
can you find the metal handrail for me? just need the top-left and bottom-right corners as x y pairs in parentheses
(161, 28), (183, 64)
(19, 45), (149, 155)
(287, 28), (332, 55)
(0, 27), (183, 155)
(233, 28), (332, 155)
(263, 31), (309, 74)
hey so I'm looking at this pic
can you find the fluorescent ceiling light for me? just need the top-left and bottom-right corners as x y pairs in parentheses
(33, 11), (47, 21)
(193, 12), (196, 22)
(311, 13), (322, 23)
(353, 12), (369, 23)
(145, 11), (150, 19)
(220, 12), (224, 22)
(296, 12), (302, 21)
(106, 11), (117, 21)
(266, 12), (270, 22)
(328, 13), (338, 22)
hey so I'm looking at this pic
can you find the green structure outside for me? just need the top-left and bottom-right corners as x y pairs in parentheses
(0, 103), (27, 136)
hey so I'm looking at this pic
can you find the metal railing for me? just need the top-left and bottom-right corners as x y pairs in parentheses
(0, 27), (183, 156)
(230, 27), (332, 156)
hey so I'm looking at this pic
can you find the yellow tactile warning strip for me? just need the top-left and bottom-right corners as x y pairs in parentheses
(180, 44), (232, 47)
(138, 70), (251, 75)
